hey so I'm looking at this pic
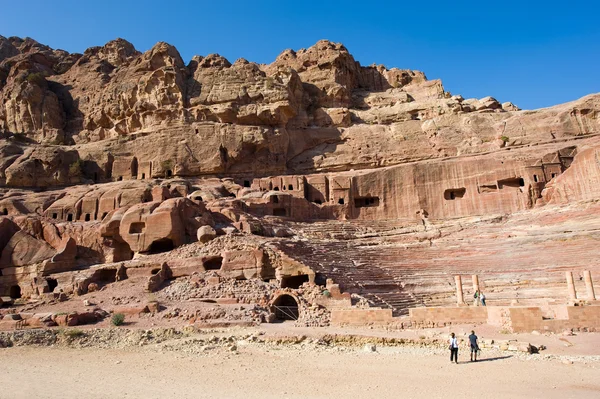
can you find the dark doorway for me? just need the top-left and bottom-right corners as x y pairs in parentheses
(204, 256), (223, 270)
(443, 188), (466, 200)
(273, 208), (287, 217)
(244, 180), (251, 188)
(46, 278), (58, 293)
(9, 285), (21, 299)
(1, 208), (7, 216)
(148, 239), (175, 254)
(281, 274), (309, 289)
(67, 214), (74, 221)
(85, 214), (91, 221)
(94, 268), (117, 283)
(272, 294), (299, 321)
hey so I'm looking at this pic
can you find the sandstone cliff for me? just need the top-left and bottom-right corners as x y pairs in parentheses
(2, 36), (598, 187)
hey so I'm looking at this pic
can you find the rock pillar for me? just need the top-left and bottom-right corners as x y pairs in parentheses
(455, 275), (464, 305)
(584, 270), (596, 301)
(566, 271), (577, 301)
(472, 275), (480, 292)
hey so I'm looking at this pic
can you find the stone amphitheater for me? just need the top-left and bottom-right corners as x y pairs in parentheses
(1, 35), (599, 332)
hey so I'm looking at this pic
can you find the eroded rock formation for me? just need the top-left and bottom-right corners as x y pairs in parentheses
(1, 36), (599, 328)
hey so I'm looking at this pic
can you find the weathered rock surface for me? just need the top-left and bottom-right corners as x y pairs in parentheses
(1, 36), (599, 324)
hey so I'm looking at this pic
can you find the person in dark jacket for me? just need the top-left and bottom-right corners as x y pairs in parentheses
(469, 330), (479, 361)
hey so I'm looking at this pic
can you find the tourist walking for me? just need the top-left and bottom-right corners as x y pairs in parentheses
(480, 291), (486, 306)
(449, 333), (459, 364)
(473, 290), (480, 306)
(469, 330), (479, 361)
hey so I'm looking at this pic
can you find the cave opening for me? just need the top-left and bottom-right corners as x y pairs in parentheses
(203, 256), (223, 270)
(148, 239), (175, 254)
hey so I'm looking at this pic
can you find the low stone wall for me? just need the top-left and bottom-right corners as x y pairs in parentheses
(411, 304), (600, 332)
(330, 304), (600, 332)
(409, 307), (488, 327)
(330, 309), (393, 326)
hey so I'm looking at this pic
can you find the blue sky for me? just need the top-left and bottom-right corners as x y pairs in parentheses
(1, 0), (599, 109)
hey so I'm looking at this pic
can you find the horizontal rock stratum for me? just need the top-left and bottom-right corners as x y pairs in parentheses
(1, 36), (599, 325)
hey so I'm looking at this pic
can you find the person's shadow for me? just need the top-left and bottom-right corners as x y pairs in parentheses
(465, 355), (513, 363)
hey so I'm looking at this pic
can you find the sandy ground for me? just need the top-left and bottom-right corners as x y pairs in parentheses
(2, 337), (599, 399)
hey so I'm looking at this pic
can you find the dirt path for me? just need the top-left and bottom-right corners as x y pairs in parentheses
(2, 343), (599, 399)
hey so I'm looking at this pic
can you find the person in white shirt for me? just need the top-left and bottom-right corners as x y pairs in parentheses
(449, 332), (459, 364)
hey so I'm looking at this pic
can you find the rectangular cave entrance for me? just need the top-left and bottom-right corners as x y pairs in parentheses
(148, 239), (174, 254)
(354, 197), (379, 208)
(498, 177), (525, 189)
(273, 208), (287, 217)
(281, 274), (309, 289)
(203, 256), (223, 270)
(444, 188), (466, 200)
(93, 268), (117, 284)
(46, 278), (58, 293)
(9, 285), (21, 299)
(129, 222), (146, 234)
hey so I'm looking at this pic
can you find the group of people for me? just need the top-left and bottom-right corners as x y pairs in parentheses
(473, 290), (486, 306)
(449, 331), (479, 364)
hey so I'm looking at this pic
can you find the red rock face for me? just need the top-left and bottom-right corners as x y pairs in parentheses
(1, 36), (599, 318)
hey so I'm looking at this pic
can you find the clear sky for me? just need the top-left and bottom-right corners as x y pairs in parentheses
(1, 0), (599, 110)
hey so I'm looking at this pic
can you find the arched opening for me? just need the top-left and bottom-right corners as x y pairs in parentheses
(273, 187), (280, 191)
(272, 294), (299, 321)
(117, 176), (123, 181)
(9, 285), (21, 299)
(84, 214), (91, 221)
(148, 239), (175, 254)
(131, 157), (138, 179)
(194, 196), (203, 202)
(151, 268), (161, 275)
(533, 174), (539, 183)
(141, 173), (146, 179)
(67, 214), (74, 222)
(166, 169), (173, 178)
(281, 274), (309, 289)
(46, 278), (58, 293)
(52, 213), (58, 219)
(338, 198), (345, 205)
(203, 256), (223, 270)
(288, 184), (294, 190)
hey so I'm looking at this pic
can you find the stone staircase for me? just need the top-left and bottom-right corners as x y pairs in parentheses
(269, 205), (600, 315)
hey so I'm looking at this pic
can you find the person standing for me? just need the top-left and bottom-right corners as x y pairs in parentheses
(469, 330), (479, 362)
(449, 333), (459, 364)
(480, 292), (486, 306)
(473, 290), (480, 306)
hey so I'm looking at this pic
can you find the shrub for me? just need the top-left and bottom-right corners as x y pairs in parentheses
(111, 313), (125, 326)
(500, 135), (509, 143)
(26, 72), (47, 86)
(68, 159), (83, 178)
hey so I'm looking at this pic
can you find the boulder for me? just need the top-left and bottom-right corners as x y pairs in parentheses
(197, 225), (217, 243)
(0, 230), (55, 267)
